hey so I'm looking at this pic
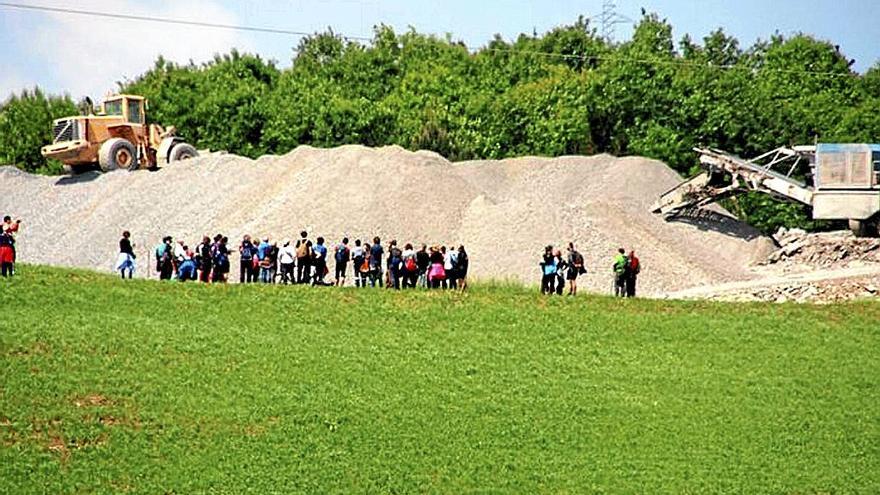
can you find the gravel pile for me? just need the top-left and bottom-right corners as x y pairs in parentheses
(707, 277), (880, 304)
(0, 145), (775, 295)
(766, 228), (880, 268)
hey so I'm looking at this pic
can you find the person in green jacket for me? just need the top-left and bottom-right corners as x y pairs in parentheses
(612, 248), (627, 297)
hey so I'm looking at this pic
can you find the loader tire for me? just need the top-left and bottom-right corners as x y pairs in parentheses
(98, 138), (137, 172)
(169, 142), (198, 162)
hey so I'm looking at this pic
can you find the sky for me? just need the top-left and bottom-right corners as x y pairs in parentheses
(1, 0), (879, 101)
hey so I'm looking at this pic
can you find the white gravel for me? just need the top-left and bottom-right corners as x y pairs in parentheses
(0, 145), (775, 295)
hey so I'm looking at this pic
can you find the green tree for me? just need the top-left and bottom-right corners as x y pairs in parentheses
(0, 89), (76, 173)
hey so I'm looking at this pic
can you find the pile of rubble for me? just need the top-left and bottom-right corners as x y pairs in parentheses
(717, 278), (880, 304)
(765, 228), (880, 268)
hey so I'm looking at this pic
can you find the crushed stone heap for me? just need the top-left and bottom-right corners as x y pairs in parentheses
(0, 145), (776, 295)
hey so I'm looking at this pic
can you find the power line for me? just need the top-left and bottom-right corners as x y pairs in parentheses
(0, 1), (855, 79)
(0, 1), (372, 41)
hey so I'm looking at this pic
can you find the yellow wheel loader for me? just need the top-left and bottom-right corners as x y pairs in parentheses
(40, 94), (198, 174)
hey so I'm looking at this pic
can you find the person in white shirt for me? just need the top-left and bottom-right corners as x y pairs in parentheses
(278, 239), (296, 284)
(443, 245), (459, 289)
(173, 239), (186, 276)
(350, 239), (367, 287)
(400, 243), (418, 288)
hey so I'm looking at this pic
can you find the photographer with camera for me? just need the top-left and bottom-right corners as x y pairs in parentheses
(1, 216), (20, 277)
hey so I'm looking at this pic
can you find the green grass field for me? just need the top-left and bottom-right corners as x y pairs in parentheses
(1, 265), (878, 494)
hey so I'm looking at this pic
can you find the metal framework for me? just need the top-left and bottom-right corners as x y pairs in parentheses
(651, 147), (815, 216)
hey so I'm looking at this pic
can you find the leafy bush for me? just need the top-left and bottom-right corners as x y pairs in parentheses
(0, 89), (76, 173)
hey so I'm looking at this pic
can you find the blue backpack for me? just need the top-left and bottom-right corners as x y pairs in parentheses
(335, 244), (349, 263)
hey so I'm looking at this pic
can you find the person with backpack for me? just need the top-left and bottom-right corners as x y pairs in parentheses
(311, 237), (329, 285)
(626, 250), (641, 298)
(387, 240), (403, 290)
(442, 245), (458, 289)
(333, 237), (350, 286)
(196, 235), (213, 283)
(612, 247), (628, 297)
(116, 230), (136, 279)
(455, 245), (469, 291)
(256, 237), (271, 283)
(358, 240), (372, 288)
(238, 235), (257, 283)
(351, 239), (366, 287)
(566, 242), (585, 296)
(295, 231), (311, 284)
(369, 236), (384, 288)
(155, 236), (174, 280)
(416, 244), (430, 288)
(540, 245), (556, 295)
(401, 243), (418, 288)
(278, 239), (296, 284)
(212, 236), (231, 283)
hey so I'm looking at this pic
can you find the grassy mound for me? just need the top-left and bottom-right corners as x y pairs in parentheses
(1, 265), (878, 493)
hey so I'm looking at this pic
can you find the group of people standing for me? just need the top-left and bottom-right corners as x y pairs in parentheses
(539, 243), (642, 298)
(540, 242), (587, 296)
(612, 248), (641, 297)
(0, 215), (21, 277)
(118, 230), (470, 290)
(324, 235), (470, 290)
(149, 234), (232, 283)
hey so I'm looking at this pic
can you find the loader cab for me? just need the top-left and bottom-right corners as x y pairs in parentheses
(101, 95), (146, 125)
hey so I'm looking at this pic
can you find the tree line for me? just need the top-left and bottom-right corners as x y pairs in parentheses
(2, 13), (879, 233)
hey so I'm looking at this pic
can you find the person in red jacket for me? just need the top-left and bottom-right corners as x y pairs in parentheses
(625, 250), (641, 298)
(1, 216), (20, 277)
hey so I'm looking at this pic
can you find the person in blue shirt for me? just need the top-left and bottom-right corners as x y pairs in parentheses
(238, 235), (257, 283)
(540, 245), (557, 294)
(311, 237), (328, 285)
(256, 237), (272, 283)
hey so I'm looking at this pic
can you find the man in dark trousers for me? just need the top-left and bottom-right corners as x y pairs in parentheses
(625, 250), (641, 297)
(238, 235), (256, 283)
(295, 231), (312, 284)
(156, 236), (174, 280)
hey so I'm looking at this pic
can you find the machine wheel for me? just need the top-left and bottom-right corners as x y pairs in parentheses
(98, 138), (137, 172)
(168, 142), (198, 162)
